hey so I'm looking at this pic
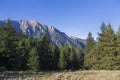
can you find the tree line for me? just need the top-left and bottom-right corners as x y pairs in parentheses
(0, 20), (83, 71)
(0, 20), (120, 71)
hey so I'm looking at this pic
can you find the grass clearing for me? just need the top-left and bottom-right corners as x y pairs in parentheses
(0, 70), (120, 80)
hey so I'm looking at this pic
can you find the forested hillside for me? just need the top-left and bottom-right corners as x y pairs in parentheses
(0, 20), (83, 71)
(0, 20), (120, 71)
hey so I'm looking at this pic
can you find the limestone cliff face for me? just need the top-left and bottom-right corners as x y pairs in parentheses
(0, 20), (85, 49)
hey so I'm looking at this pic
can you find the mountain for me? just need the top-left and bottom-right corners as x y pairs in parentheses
(0, 20), (85, 49)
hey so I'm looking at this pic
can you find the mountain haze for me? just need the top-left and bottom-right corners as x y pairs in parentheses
(0, 20), (85, 49)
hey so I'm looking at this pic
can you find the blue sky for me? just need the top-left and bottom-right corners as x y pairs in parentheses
(0, 0), (120, 39)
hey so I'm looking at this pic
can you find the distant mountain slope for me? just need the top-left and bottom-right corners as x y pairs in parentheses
(0, 20), (85, 49)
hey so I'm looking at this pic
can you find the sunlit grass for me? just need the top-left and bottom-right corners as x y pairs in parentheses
(1, 70), (120, 80)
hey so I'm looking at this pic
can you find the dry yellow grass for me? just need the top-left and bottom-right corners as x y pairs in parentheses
(1, 70), (120, 80)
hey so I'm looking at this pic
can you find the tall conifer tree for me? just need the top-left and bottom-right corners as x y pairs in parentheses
(84, 32), (95, 69)
(27, 47), (40, 71)
(93, 23), (118, 69)
(0, 19), (18, 70)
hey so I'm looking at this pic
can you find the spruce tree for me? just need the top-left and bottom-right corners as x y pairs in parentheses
(84, 32), (95, 69)
(0, 20), (19, 70)
(58, 46), (68, 70)
(58, 44), (71, 70)
(100, 22), (107, 33)
(17, 38), (29, 70)
(74, 46), (84, 69)
(115, 26), (120, 69)
(68, 48), (75, 70)
(38, 34), (54, 70)
(68, 47), (79, 70)
(27, 47), (40, 71)
(93, 23), (118, 69)
(48, 44), (60, 70)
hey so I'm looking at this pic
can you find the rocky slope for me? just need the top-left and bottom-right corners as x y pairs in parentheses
(0, 20), (85, 49)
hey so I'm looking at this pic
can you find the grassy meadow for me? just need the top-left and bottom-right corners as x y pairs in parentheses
(0, 70), (120, 80)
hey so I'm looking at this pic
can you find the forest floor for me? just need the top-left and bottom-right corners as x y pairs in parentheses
(0, 70), (120, 80)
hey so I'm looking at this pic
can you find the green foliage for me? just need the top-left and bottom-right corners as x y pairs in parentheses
(91, 23), (119, 70)
(27, 47), (40, 71)
(84, 32), (95, 69)
(0, 20), (83, 71)
(17, 38), (31, 70)
(68, 46), (83, 70)
(48, 44), (60, 70)
(58, 44), (83, 70)
(100, 22), (107, 33)
(37, 34), (60, 70)
(1, 20), (120, 71)
(84, 23), (120, 70)
(0, 19), (19, 70)
(115, 26), (120, 69)
(58, 45), (68, 70)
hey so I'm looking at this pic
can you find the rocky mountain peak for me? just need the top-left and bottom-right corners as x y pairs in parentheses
(20, 20), (38, 28)
(0, 20), (85, 49)
(48, 26), (54, 33)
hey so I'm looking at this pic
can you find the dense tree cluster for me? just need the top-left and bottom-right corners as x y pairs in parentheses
(0, 20), (120, 71)
(58, 44), (83, 70)
(84, 22), (120, 70)
(0, 20), (83, 71)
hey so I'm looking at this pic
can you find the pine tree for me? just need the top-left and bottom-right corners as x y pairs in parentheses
(58, 44), (71, 70)
(68, 48), (75, 70)
(17, 37), (38, 70)
(0, 27), (6, 70)
(68, 47), (79, 70)
(48, 44), (60, 70)
(58, 46), (68, 70)
(0, 20), (19, 70)
(93, 23), (118, 69)
(27, 47), (40, 71)
(84, 32), (95, 52)
(84, 32), (95, 69)
(115, 26), (120, 69)
(100, 22), (107, 33)
(38, 34), (54, 70)
(74, 46), (84, 69)
(116, 26), (120, 54)
(17, 38), (28, 70)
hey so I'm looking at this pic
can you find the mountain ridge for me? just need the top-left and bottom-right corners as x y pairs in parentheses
(0, 19), (85, 49)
